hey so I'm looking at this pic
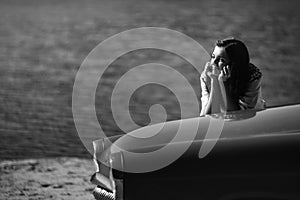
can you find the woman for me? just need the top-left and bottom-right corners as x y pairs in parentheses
(200, 38), (265, 116)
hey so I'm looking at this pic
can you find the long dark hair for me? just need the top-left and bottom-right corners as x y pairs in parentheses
(215, 38), (250, 98)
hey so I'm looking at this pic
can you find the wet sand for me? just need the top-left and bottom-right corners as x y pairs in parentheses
(0, 158), (95, 200)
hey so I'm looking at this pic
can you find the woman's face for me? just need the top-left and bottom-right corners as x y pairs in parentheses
(210, 46), (230, 70)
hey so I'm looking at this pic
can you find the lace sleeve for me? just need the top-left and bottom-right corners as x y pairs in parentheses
(238, 64), (264, 109)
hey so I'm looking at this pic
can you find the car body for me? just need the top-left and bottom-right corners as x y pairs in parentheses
(91, 104), (300, 200)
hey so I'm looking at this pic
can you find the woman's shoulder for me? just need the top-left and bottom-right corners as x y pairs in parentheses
(243, 63), (263, 91)
(248, 63), (262, 83)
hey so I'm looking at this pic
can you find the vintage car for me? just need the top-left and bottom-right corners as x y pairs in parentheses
(91, 104), (300, 200)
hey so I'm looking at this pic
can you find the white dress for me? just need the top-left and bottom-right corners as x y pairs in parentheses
(200, 64), (266, 116)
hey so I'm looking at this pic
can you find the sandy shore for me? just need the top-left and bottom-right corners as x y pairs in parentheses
(0, 158), (96, 200)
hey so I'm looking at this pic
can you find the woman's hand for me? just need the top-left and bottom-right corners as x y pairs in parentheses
(203, 62), (219, 79)
(202, 62), (231, 83)
(218, 65), (231, 82)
